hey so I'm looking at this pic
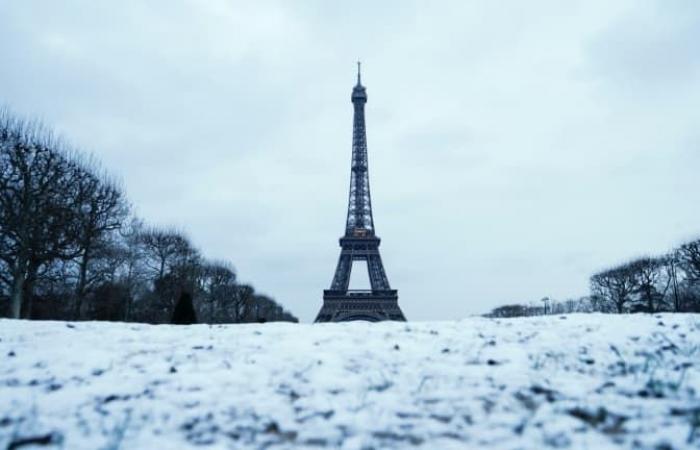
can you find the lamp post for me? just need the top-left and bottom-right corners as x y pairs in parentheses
(541, 297), (550, 315)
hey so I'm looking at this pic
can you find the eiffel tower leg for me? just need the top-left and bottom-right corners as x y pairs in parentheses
(367, 254), (391, 291)
(330, 252), (352, 291)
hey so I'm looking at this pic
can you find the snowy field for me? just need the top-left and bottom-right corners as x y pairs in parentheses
(1, 314), (699, 449)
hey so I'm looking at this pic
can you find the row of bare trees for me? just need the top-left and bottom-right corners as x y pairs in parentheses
(484, 297), (600, 318)
(590, 244), (700, 314)
(485, 242), (700, 318)
(0, 109), (297, 323)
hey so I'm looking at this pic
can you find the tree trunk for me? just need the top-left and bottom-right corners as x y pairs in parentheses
(159, 257), (166, 280)
(671, 263), (681, 312)
(10, 271), (25, 319)
(21, 277), (34, 319)
(75, 249), (90, 320)
(616, 299), (624, 314)
(124, 294), (133, 322)
(644, 287), (654, 313)
(210, 296), (215, 323)
(21, 263), (40, 319)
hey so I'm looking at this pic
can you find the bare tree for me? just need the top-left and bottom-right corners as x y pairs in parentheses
(135, 227), (201, 321)
(628, 256), (671, 313)
(72, 167), (128, 318)
(115, 218), (148, 320)
(233, 284), (255, 322)
(665, 251), (684, 312)
(0, 111), (85, 318)
(140, 227), (193, 281)
(590, 263), (637, 313)
(199, 260), (237, 322)
(678, 239), (700, 283)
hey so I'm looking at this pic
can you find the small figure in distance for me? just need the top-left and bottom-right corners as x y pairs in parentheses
(171, 291), (197, 325)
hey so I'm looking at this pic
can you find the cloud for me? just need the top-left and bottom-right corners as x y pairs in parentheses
(585, 1), (700, 91)
(1, 0), (699, 321)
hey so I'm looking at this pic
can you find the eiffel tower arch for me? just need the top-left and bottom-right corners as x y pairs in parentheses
(315, 64), (406, 323)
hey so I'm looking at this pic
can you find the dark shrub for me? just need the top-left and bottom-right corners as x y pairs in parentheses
(171, 292), (197, 325)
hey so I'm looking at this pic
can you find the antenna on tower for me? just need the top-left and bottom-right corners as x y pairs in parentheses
(357, 61), (361, 85)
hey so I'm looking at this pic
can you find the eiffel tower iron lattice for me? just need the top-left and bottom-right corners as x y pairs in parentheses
(314, 64), (406, 323)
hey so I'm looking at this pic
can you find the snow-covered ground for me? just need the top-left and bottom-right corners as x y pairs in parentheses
(1, 314), (699, 449)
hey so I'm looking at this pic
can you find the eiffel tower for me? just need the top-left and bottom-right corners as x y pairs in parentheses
(315, 64), (406, 323)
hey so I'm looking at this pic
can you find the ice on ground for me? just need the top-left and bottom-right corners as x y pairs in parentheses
(0, 314), (699, 449)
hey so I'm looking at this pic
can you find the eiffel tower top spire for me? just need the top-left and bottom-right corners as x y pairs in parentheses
(346, 62), (373, 236)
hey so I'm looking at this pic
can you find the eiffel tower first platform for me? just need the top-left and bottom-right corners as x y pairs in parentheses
(314, 64), (406, 323)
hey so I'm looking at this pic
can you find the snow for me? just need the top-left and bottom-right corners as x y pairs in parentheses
(1, 314), (699, 449)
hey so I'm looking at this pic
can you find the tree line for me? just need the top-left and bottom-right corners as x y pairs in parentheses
(0, 108), (297, 323)
(485, 242), (700, 318)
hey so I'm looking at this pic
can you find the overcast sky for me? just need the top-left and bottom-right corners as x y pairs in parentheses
(2, 1), (699, 322)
